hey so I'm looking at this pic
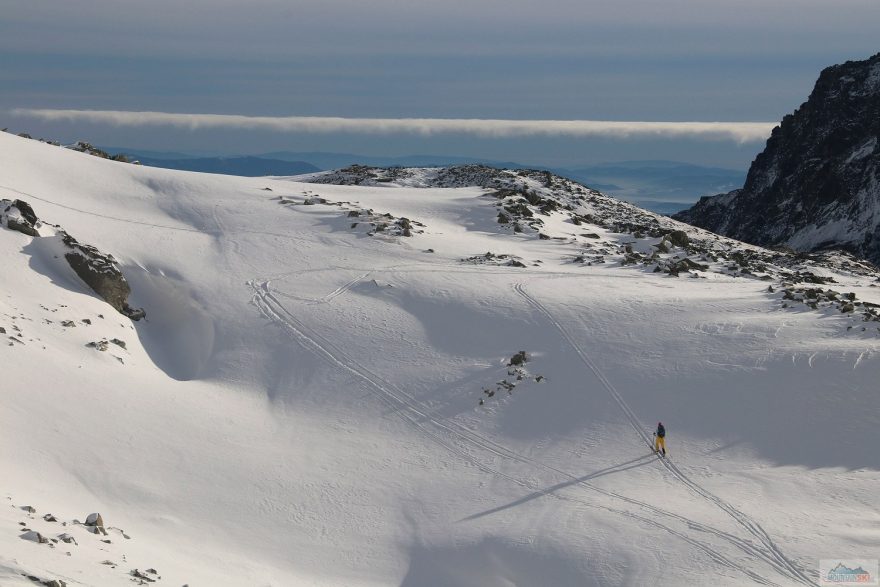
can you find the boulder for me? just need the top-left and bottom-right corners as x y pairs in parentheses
(85, 512), (104, 528)
(666, 230), (690, 248)
(509, 351), (528, 366)
(2, 199), (41, 236)
(57, 533), (77, 545)
(20, 530), (48, 543)
(61, 232), (145, 320)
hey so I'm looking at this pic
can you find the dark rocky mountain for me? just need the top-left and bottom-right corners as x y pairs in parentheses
(675, 53), (880, 264)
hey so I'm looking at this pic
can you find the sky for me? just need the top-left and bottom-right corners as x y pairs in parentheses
(2, 0), (879, 169)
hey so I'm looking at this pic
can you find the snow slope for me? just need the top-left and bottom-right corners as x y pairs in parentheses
(1, 132), (878, 587)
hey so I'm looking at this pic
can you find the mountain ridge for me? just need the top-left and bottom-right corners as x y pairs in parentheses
(675, 53), (880, 265)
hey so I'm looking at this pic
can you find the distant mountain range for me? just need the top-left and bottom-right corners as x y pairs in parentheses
(103, 147), (746, 215)
(122, 155), (320, 177)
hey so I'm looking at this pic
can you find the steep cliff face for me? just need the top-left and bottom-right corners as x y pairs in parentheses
(675, 53), (880, 264)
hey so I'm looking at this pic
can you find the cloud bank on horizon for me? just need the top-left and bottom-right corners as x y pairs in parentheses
(12, 109), (776, 143)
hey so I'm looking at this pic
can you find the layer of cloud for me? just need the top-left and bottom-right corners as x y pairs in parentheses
(11, 109), (776, 143)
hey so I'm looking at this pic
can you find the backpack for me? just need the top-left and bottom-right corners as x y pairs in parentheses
(657, 424), (665, 438)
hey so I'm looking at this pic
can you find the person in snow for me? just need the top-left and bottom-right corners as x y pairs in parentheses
(654, 422), (666, 455)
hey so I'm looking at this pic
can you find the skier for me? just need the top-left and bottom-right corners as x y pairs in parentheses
(653, 422), (666, 456)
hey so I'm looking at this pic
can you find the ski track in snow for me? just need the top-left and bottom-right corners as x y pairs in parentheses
(0, 183), (206, 234)
(0, 183), (319, 248)
(513, 282), (817, 587)
(249, 276), (811, 586)
(318, 271), (372, 303)
(853, 348), (870, 369)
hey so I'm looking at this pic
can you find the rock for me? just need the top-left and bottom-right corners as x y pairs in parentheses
(21, 505), (36, 513)
(110, 338), (127, 349)
(666, 230), (690, 248)
(130, 568), (157, 583)
(12, 199), (38, 226)
(61, 232), (144, 320)
(509, 351), (528, 366)
(43, 513), (57, 522)
(20, 530), (48, 543)
(85, 512), (104, 528)
(24, 577), (63, 587)
(57, 533), (77, 544)
(2, 199), (40, 236)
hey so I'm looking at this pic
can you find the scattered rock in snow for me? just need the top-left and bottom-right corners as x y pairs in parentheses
(84, 512), (108, 534)
(130, 568), (159, 583)
(666, 230), (690, 248)
(20, 530), (48, 544)
(461, 252), (527, 268)
(57, 533), (77, 545)
(22, 575), (67, 587)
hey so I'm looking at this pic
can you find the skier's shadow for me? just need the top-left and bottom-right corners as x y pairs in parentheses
(459, 453), (656, 522)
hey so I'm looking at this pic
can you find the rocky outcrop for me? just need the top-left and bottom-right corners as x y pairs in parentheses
(2, 199), (41, 236)
(675, 53), (880, 265)
(61, 232), (145, 320)
(1, 198), (145, 320)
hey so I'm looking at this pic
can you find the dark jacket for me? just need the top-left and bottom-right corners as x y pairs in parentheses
(656, 424), (666, 438)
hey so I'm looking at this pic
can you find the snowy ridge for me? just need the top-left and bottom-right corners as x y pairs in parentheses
(1, 132), (879, 586)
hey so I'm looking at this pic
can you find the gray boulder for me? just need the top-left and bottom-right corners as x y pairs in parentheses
(61, 232), (145, 320)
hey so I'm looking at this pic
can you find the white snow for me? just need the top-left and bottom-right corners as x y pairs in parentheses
(1, 131), (879, 587)
(844, 137), (878, 165)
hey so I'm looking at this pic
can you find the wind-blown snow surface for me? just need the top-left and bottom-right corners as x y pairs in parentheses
(1, 132), (879, 587)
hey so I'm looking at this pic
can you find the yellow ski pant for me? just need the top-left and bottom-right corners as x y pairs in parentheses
(654, 436), (665, 452)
